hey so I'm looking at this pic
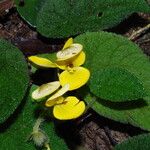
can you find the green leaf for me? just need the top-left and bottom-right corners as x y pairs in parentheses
(29, 53), (57, 73)
(90, 67), (145, 102)
(75, 32), (150, 130)
(77, 86), (150, 131)
(37, 0), (150, 38)
(15, 0), (46, 27)
(114, 134), (150, 150)
(37, 53), (57, 62)
(0, 39), (29, 124)
(0, 87), (68, 150)
(74, 32), (150, 101)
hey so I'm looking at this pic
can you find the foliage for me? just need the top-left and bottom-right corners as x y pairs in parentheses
(78, 87), (150, 131)
(0, 39), (29, 124)
(75, 32), (150, 102)
(15, 0), (150, 38)
(115, 134), (150, 150)
(90, 67), (145, 102)
(15, 0), (46, 27)
(0, 87), (68, 150)
(74, 32), (150, 130)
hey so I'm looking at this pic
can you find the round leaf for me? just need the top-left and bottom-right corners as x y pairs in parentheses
(0, 87), (68, 150)
(75, 32), (150, 101)
(0, 39), (29, 123)
(36, 0), (150, 38)
(15, 0), (46, 27)
(78, 86), (150, 131)
(90, 67), (145, 102)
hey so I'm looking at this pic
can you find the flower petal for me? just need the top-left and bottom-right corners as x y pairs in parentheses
(56, 51), (86, 70)
(28, 56), (57, 68)
(45, 96), (64, 107)
(57, 44), (83, 61)
(46, 84), (69, 101)
(63, 38), (73, 50)
(53, 96), (85, 120)
(59, 67), (90, 91)
(72, 51), (86, 67)
(32, 81), (60, 101)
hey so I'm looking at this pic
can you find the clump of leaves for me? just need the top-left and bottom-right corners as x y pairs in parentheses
(74, 32), (150, 131)
(0, 39), (68, 150)
(0, 86), (68, 150)
(1, 31), (150, 149)
(15, 0), (150, 38)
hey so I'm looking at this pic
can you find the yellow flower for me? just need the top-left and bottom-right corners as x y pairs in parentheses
(45, 84), (70, 107)
(29, 38), (90, 120)
(32, 82), (85, 120)
(28, 38), (90, 91)
(53, 96), (85, 120)
(45, 84), (85, 120)
(32, 81), (60, 101)
(59, 67), (90, 91)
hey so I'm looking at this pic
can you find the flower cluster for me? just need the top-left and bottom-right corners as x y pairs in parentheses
(28, 38), (90, 120)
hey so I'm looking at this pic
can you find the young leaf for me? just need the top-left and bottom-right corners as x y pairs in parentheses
(0, 87), (68, 150)
(114, 134), (150, 150)
(74, 32), (150, 102)
(0, 39), (29, 124)
(90, 67), (145, 102)
(37, 0), (150, 38)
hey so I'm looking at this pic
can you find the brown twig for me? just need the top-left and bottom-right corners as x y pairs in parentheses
(129, 23), (150, 40)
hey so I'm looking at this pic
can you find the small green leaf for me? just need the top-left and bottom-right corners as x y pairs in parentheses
(37, 0), (150, 38)
(0, 86), (68, 150)
(75, 32), (150, 101)
(115, 134), (150, 150)
(90, 67), (145, 102)
(15, 0), (46, 27)
(0, 39), (29, 124)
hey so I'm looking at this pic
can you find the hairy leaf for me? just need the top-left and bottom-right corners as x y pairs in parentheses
(77, 86), (150, 131)
(0, 39), (29, 124)
(15, 0), (46, 27)
(0, 87), (68, 150)
(75, 32), (150, 101)
(115, 134), (150, 150)
(37, 0), (150, 38)
(90, 67), (145, 102)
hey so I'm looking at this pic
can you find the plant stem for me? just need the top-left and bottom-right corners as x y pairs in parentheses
(33, 116), (44, 133)
(85, 97), (96, 113)
(45, 143), (51, 150)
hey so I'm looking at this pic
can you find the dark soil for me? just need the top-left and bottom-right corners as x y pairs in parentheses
(0, 1), (150, 150)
